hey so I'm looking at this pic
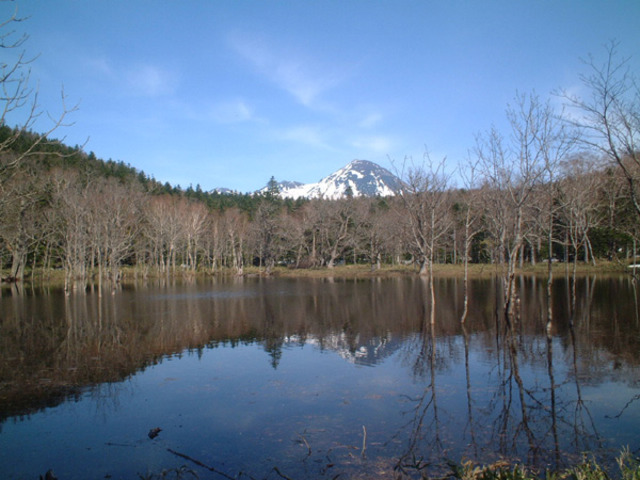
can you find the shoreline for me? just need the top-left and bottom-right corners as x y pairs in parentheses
(1, 261), (632, 289)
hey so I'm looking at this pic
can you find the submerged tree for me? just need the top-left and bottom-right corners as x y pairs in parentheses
(457, 158), (483, 323)
(476, 93), (563, 324)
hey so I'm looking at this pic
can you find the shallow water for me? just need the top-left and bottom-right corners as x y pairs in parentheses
(0, 275), (639, 479)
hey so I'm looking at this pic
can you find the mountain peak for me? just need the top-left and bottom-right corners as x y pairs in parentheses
(346, 159), (378, 168)
(270, 160), (402, 200)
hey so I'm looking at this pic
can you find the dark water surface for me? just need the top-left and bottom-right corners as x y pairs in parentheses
(0, 275), (639, 479)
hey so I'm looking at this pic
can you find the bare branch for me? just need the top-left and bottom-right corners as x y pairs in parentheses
(0, 9), (79, 176)
(560, 41), (640, 218)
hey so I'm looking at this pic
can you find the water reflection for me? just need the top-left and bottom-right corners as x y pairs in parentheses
(0, 275), (639, 478)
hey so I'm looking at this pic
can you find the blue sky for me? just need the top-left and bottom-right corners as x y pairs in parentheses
(4, 1), (640, 192)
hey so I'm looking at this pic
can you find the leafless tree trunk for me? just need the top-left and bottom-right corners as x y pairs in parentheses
(88, 178), (141, 290)
(0, 171), (48, 281)
(395, 155), (452, 326)
(202, 210), (223, 273)
(457, 159), (483, 323)
(223, 208), (248, 275)
(309, 198), (355, 269)
(397, 155), (452, 279)
(558, 156), (605, 289)
(50, 172), (91, 291)
(476, 93), (553, 324)
(180, 200), (209, 273)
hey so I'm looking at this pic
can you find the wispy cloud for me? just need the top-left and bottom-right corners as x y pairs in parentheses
(126, 64), (178, 97)
(228, 32), (347, 108)
(85, 57), (177, 97)
(227, 32), (396, 160)
(358, 112), (383, 128)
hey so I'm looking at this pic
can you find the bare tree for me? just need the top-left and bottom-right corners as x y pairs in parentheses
(356, 198), (394, 271)
(50, 171), (91, 290)
(534, 101), (578, 328)
(222, 207), (248, 275)
(0, 10), (78, 282)
(558, 156), (605, 275)
(0, 168), (49, 281)
(397, 155), (452, 278)
(476, 93), (551, 323)
(396, 155), (453, 327)
(600, 166), (629, 259)
(201, 210), (223, 272)
(180, 200), (209, 273)
(456, 158), (484, 323)
(278, 207), (309, 268)
(561, 41), (640, 219)
(142, 195), (182, 273)
(88, 178), (141, 288)
(311, 197), (355, 269)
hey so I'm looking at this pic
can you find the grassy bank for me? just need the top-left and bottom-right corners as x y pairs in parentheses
(266, 260), (628, 279)
(1, 260), (632, 288)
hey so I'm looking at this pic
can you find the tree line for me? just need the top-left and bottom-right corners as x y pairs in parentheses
(0, 119), (636, 286)
(0, 9), (638, 292)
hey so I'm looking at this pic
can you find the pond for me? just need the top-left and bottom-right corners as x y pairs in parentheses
(0, 275), (639, 479)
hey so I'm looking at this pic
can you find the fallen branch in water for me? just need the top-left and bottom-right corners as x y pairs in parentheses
(105, 442), (136, 447)
(297, 432), (312, 458)
(166, 448), (236, 480)
(272, 466), (295, 480)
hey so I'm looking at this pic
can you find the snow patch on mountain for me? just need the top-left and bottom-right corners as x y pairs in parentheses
(272, 159), (402, 199)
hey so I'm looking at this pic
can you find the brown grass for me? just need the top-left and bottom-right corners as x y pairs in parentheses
(268, 260), (628, 279)
(1, 260), (629, 289)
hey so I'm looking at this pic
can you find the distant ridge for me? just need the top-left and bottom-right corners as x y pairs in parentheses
(210, 187), (236, 195)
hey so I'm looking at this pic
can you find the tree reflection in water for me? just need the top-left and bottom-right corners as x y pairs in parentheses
(0, 274), (639, 478)
(391, 275), (638, 476)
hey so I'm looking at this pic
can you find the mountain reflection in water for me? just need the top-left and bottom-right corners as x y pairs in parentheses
(0, 275), (639, 479)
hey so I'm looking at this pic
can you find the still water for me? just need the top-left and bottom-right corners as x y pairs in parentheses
(0, 275), (639, 479)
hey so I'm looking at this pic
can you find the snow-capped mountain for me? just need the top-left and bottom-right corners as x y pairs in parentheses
(271, 159), (402, 199)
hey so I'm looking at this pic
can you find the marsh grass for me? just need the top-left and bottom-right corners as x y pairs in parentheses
(449, 449), (640, 480)
(138, 450), (640, 480)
